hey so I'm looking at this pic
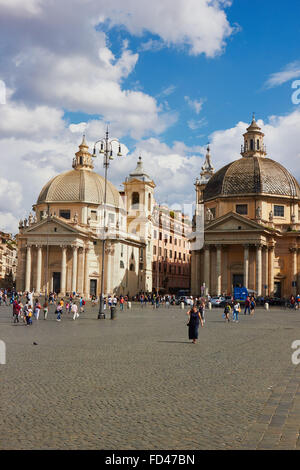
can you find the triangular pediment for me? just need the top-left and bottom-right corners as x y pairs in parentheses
(205, 212), (273, 233)
(24, 216), (85, 236)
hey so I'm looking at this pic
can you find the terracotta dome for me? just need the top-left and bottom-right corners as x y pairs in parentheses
(203, 156), (300, 202)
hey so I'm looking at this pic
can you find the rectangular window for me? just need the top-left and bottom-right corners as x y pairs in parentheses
(274, 205), (284, 217)
(159, 247), (162, 256)
(174, 238), (177, 245)
(169, 236), (172, 243)
(169, 250), (172, 258)
(210, 207), (216, 218)
(153, 246), (157, 255)
(59, 210), (71, 220)
(159, 232), (162, 241)
(183, 253), (186, 261)
(236, 204), (248, 215)
(164, 249), (167, 258)
(174, 251), (177, 259)
(179, 252), (181, 260)
(91, 210), (97, 221)
(108, 213), (115, 224)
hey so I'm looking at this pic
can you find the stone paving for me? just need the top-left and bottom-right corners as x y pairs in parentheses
(0, 301), (300, 450)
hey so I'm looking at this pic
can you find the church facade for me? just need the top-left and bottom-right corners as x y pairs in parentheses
(16, 137), (191, 297)
(191, 116), (300, 299)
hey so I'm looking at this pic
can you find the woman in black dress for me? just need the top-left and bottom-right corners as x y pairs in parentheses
(186, 305), (203, 344)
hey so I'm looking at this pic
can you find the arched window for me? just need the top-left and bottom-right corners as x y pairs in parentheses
(129, 263), (135, 271)
(80, 156), (83, 165)
(132, 192), (139, 208)
(120, 260), (125, 269)
(250, 139), (254, 150)
(257, 139), (260, 150)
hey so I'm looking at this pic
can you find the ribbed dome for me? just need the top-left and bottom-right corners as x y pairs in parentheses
(203, 156), (300, 202)
(37, 168), (124, 208)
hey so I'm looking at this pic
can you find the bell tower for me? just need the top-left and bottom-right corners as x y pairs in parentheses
(241, 114), (267, 158)
(123, 156), (156, 293)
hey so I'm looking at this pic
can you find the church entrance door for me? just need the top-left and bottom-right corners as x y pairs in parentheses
(90, 279), (97, 296)
(233, 274), (244, 288)
(53, 272), (61, 294)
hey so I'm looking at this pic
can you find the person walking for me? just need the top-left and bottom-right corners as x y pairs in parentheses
(224, 302), (231, 322)
(233, 301), (240, 322)
(43, 301), (48, 320)
(34, 299), (41, 320)
(250, 297), (256, 314)
(56, 304), (62, 321)
(186, 304), (204, 344)
(72, 302), (79, 320)
(244, 296), (251, 315)
(199, 301), (205, 324)
(120, 296), (124, 311)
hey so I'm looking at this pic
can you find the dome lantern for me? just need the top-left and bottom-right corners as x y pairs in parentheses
(72, 135), (94, 170)
(241, 114), (267, 158)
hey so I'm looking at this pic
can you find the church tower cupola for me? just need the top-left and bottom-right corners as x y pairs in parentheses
(199, 144), (214, 185)
(72, 135), (94, 170)
(241, 114), (267, 158)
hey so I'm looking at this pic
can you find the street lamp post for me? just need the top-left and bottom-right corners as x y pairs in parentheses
(93, 128), (122, 319)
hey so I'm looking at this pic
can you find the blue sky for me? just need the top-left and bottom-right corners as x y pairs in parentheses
(1, 0), (300, 232)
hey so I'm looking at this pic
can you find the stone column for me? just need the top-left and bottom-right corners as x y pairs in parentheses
(290, 247), (298, 296)
(60, 245), (67, 296)
(216, 245), (222, 296)
(84, 247), (90, 298)
(203, 245), (210, 295)
(268, 243), (275, 296)
(264, 246), (269, 296)
(256, 244), (262, 296)
(25, 245), (32, 292)
(71, 246), (78, 294)
(243, 244), (249, 289)
(36, 245), (42, 293)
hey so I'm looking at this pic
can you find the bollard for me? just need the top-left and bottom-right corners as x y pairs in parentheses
(181, 302), (184, 309)
(265, 302), (269, 310)
(208, 302), (212, 310)
(128, 301), (132, 309)
(110, 306), (116, 319)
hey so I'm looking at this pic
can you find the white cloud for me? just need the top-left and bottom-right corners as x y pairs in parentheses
(185, 96), (205, 114)
(99, 0), (234, 57)
(188, 118), (207, 130)
(265, 61), (300, 88)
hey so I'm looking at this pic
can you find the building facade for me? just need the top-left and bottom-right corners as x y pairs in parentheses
(0, 232), (17, 284)
(152, 205), (191, 294)
(16, 139), (192, 297)
(191, 116), (300, 299)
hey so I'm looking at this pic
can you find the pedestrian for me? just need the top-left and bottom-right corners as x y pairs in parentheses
(224, 302), (231, 322)
(250, 297), (256, 314)
(72, 302), (79, 320)
(199, 301), (205, 324)
(43, 301), (48, 320)
(27, 305), (33, 325)
(120, 296), (124, 311)
(56, 304), (62, 321)
(13, 300), (21, 323)
(233, 301), (240, 322)
(186, 304), (203, 344)
(244, 296), (251, 315)
(34, 299), (41, 320)
(79, 296), (85, 313)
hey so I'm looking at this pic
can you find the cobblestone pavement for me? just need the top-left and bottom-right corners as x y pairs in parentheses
(1, 301), (300, 450)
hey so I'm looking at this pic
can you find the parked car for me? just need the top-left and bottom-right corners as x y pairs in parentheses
(210, 296), (226, 307)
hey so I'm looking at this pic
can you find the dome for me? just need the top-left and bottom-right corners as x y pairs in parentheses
(203, 156), (300, 202)
(37, 168), (124, 208)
